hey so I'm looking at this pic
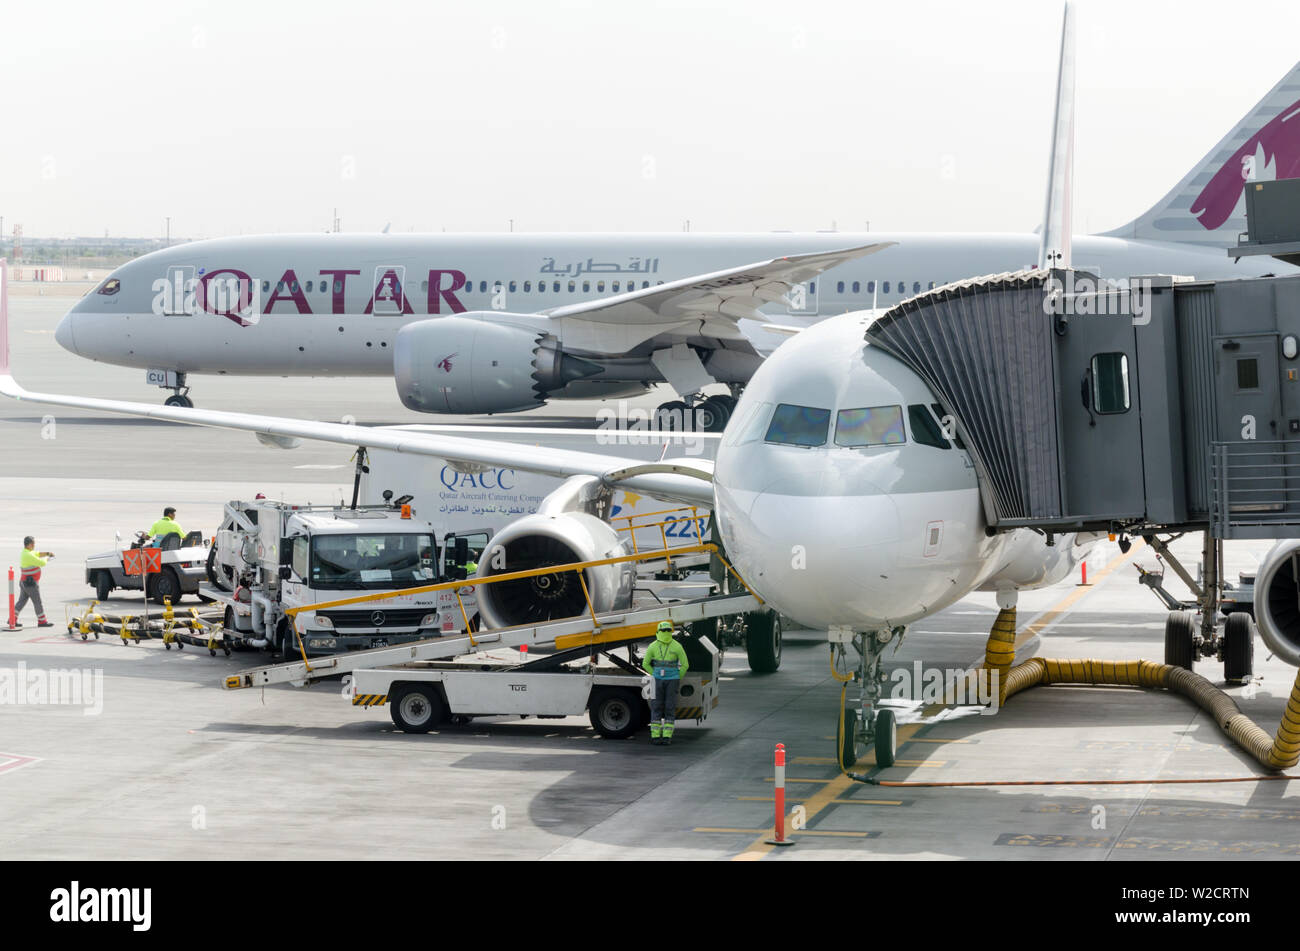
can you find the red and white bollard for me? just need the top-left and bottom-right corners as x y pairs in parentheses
(766, 743), (796, 847)
(520, 644), (529, 661)
(5, 566), (18, 630)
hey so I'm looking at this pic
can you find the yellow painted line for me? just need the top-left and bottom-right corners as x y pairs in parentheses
(1012, 540), (1146, 650)
(790, 830), (873, 838)
(908, 738), (973, 745)
(735, 552), (1135, 860)
(792, 756), (840, 765)
(892, 759), (946, 768)
(832, 799), (904, 806)
(735, 722), (924, 861)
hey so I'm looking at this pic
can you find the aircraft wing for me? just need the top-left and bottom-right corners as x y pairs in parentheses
(0, 374), (717, 506)
(541, 242), (894, 330)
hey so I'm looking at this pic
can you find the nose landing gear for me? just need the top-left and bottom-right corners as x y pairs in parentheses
(832, 626), (901, 769)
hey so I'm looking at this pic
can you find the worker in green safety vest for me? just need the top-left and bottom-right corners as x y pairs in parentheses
(15, 536), (55, 628)
(642, 620), (689, 745)
(148, 507), (184, 540)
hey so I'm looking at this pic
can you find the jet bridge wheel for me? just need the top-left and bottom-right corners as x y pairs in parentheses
(744, 611), (782, 673)
(1163, 611), (1196, 671)
(1222, 612), (1255, 685)
(390, 684), (446, 733)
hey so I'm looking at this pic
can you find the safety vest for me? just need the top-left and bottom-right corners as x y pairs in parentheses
(150, 517), (184, 538)
(20, 548), (46, 582)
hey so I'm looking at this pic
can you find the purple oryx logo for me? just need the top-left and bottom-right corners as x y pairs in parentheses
(437, 353), (458, 372)
(1191, 96), (1300, 232)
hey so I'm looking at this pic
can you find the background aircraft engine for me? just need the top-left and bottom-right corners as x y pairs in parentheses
(394, 316), (601, 414)
(1254, 539), (1300, 667)
(474, 512), (634, 629)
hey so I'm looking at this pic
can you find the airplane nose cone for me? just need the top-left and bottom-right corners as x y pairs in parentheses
(54, 313), (78, 355)
(716, 476), (910, 629)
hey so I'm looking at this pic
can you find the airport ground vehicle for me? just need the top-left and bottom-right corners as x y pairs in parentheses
(224, 547), (755, 738)
(202, 496), (491, 657)
(84, 530), (210, 603)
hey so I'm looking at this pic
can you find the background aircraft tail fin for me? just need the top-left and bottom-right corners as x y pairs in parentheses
(1104, 62), (1300, 247)
(1038, 2), (1076, 269)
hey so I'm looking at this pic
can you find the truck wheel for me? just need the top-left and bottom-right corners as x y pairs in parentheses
(745, 611), (782, 673)
(148, 567), (182, 605)
(588, 688), (639, 739)
(1222, 612), (1255, 685)
(1164, 611), (1196, 671)
(94, 571), (113, 601)
(389, 684), (445, 733)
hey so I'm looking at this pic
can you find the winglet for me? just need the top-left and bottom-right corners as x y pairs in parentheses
(1038, 1), (1075, 270)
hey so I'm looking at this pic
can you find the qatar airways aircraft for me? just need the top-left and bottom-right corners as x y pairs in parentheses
(49, 54), (1300, 429)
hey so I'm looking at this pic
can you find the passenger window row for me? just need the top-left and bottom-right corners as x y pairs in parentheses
(834, 280), (940, 297)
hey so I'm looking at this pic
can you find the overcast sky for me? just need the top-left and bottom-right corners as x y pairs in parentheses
(1, 0), (1296, 239)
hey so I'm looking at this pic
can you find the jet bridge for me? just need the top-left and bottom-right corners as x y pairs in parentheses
(864, 264), (1300, 677)
(865, 268), (1300, 541)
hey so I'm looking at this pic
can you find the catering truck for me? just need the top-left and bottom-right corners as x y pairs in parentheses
(202, 496), (491, 657)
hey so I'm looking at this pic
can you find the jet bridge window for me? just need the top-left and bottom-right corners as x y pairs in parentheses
(765, 404), (831, 448)
(1090, 352), (1131, 414)
(834, 405), (906, 448)
(1236, 357), (1260, 391)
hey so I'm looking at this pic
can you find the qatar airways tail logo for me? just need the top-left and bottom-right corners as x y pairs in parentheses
(1190, 96), (1300, 231)
(437, 353), (458, 372)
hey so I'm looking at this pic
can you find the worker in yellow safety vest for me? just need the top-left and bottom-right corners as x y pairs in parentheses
(148, 507), (184, 539)
(15, 536), (55, 628)
(642, 620), (690, 745)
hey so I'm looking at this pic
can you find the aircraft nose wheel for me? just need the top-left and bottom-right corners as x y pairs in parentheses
(874, 709), (898, 768)
(164, 394), (194, 408)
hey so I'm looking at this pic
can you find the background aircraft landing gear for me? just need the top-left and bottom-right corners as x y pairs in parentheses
(834, 628), (900, 769)
(158, 371), (193, 408)
(654, 392), (736, 433)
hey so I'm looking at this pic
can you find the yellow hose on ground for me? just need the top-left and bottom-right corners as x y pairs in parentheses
(989, 606), (1300, 771)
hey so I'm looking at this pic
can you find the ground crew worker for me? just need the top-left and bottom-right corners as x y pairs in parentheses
(15, 536), (54, 628)
(148, 507), (184, 539)
(642, 620), (689, 745)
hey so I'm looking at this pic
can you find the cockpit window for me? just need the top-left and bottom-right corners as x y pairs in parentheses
(97, 278), (121, 296)
(908, 404), (950, 450)
(765, 404), (831, 447)
(723, 400), (774, 447)
(834, 405), (905, 447)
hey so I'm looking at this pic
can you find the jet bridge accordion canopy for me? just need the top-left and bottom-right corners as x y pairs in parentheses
(865, 269), (1300, 540)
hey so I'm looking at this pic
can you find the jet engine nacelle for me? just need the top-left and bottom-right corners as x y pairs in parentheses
(473, 511), (635, 630)
(1253, 539), (1300, 667)
(393, 314), (601, 414)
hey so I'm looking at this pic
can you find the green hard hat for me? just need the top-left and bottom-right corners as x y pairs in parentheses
(657, 621), (673, 633)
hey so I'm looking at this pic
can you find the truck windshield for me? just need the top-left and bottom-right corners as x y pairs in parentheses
(309, 533), (437, 589)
